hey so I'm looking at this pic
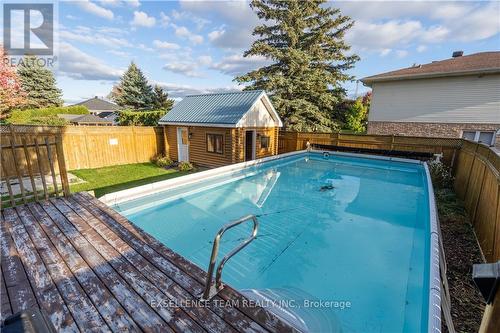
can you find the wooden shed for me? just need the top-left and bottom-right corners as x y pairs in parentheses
(159, 90), (283, 168)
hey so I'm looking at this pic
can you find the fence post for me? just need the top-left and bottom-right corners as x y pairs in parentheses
(55, 132), (70, 197)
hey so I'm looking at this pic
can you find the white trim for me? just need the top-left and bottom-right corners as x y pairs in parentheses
(159, 121), (236, 128)
(460, 129), (496, 146)
(177, 127), (189, 162)
(235, 92), (283, 128)
(362, 67), (500, 85)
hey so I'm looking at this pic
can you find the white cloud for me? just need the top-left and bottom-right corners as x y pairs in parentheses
(60, 26), (131, 48)
(420, 25), (450, 43)
(100, 0), (140, 8)
(208, 29), (224, 42)
(153, 81), (241, 99)
(210, 54), (270, 76)
(346, 20), (422, 52)
(198, 55), (212, 66)
(128, 0), (140, 8)
(106, 49), (129, 58)
(75, 0), (114, 20)
(416, 45), (427, 53)
(58, 43), (123, 80)
(170, 10), (210, 30)
(395, 50), (409, 58)
(137, 43), (154, 52)
(172, 24), (203, 44)
(341, 1), (499, 54)
(131, 11), (155, 27)
(379, 49), (391, 57)
(153, 40), (181, 50)
(159, 12), (170, 27)
(163, 62), (201, 77)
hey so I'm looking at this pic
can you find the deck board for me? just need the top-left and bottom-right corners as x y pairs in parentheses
(1, 195), (298, 333)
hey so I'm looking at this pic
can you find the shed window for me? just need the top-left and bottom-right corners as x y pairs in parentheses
(260, 135), (270, 149)
(207, 134), (224, 154)
(462, 130), (495, 146)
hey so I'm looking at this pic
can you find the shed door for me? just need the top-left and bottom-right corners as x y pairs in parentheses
(245, 130), (255, 161)
(177, 127), (189, 162)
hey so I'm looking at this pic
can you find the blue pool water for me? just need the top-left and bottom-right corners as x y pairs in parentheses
(114, 153), (431, 332)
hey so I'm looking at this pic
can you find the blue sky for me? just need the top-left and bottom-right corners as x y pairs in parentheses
(11, 1), (500, 103)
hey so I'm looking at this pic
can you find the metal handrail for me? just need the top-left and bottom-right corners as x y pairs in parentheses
(201, 214), (259, 300)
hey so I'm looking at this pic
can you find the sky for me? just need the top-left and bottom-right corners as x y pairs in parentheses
(3, 0), (500, 104)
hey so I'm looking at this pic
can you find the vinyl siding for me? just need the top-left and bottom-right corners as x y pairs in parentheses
(369, 74), (500, 124)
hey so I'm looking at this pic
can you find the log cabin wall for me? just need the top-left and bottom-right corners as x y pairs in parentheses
(164, 125), (280, 167)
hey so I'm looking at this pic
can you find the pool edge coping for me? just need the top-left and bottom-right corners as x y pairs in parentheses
(99, 150), (442, 331)
(99, 150), (308, 206)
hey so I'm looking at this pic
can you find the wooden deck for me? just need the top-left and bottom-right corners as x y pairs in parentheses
(1, 192), (297, 333)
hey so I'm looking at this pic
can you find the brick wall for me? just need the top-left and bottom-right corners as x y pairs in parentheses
(367, 121), (500, 147)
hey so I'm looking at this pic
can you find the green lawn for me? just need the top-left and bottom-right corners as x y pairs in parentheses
(70, 162), (193, 197)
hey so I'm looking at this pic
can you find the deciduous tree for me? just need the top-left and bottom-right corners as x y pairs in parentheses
(0, 47), (27, 118)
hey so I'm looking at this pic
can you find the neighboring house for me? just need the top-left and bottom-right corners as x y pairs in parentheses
(362, 51), (500, 147)
(67, 114), (113, 126)
(71, 96), (121, 116)
(158, 90), (283, 168)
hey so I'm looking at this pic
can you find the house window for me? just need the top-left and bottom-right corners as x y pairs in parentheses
(207, 134), (224, 154)
(260, 135), (270, 149)
(462, 130), (495, 146)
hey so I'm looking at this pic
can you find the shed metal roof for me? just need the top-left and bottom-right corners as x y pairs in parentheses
(159, 90), (271, 126)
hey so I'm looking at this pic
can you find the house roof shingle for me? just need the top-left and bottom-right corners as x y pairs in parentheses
(159, 90), (266, 125)
(73, 97), (121, 111)
(70, 114), (114, 124)
(362, 51), (500, 85)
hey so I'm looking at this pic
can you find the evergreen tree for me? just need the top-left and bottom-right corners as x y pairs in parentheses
(152, 85), (174, 111)
(17, 55), (62, 109)
(111, 62), (154, 110)
(236, 0), (359, 132)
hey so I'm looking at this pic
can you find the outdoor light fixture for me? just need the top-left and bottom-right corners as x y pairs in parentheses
(188, 133), (193, 139)
(472, 261), (500, 304)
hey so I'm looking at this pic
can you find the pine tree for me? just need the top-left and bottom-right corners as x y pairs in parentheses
(235, 0), (359, 132)
(111, 62), (154, 110)
(0, 47), (27, 118)
(17, 55), (62, 109)
(152, 85), (174, 111)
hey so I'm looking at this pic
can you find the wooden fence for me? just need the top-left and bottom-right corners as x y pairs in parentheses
(1, 125), (70, 207)
(454, 140), (500, 262)
(279, 131), (463, 166)
(1, 125), (165, 174)
(62, 125), (164, 170)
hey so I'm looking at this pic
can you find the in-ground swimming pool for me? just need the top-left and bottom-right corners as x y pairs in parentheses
(107, 151), (440, 332)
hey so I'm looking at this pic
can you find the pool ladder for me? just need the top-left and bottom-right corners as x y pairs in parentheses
(200, 214), (259, 300)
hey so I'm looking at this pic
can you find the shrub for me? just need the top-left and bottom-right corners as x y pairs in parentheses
(7, 106), (88, 125)
(428, 159), (454, 189)
(178, 161), (194, 172)
(151, 154), (173, 167)
(117, 110), (166, 126)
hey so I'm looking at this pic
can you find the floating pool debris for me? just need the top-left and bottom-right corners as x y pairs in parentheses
(319, 184), (335, 192)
